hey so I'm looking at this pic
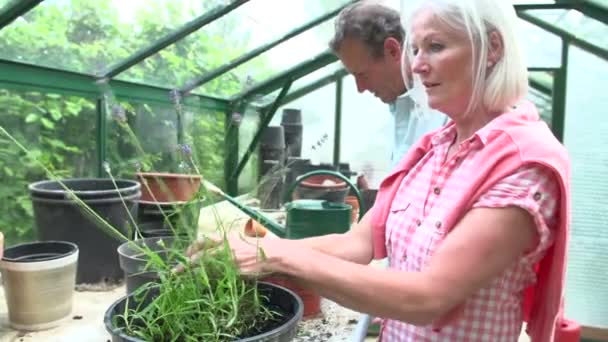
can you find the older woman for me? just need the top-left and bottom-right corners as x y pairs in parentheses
(188, 0), (570, 341)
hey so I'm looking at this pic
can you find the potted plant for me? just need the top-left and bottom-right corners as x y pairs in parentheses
(0, 100), (305, 340)
(108, 236), (303, 341)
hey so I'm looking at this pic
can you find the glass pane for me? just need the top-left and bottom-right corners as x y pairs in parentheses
(0, 0), (13, 11)
(183, 109), (225, 189)
(291, 62), (344, 92)
(563, 46), (608, 328)
(337, 75), (393, 188)
(525, 9), (608, 51)
(250, 62), (345, 108)
(0, 88), (97, 245)
(272, 83), (336, 167)
(511, 0), (556, 3)
(0, 0), (218, 74)
(118, 0), (351, 92)
(518, 18), (562, 68)
(527, 84), (552, 127)
(237, 106), (262, 194)
(106, 100), (179, 177)
(105, 94), (225, 186)
(198, 19), (336, 98)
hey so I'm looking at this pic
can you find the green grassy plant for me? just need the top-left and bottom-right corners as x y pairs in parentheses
(0, 112), (282, 340)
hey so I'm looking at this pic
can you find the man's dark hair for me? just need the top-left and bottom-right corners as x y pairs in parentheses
(329, 1), (404, 58)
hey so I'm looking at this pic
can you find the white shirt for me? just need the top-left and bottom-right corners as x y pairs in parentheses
(388, 94), (448, 167)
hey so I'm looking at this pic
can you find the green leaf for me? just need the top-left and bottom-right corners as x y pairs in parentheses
(25, 114), (38, 123)
(49, 109), (62, 121)
(40, 117), (55, 129)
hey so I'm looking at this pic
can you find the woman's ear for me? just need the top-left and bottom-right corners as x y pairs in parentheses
(487, 31), (503, 68)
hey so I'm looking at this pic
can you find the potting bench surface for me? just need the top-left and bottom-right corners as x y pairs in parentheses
(0, 285), (369, 342)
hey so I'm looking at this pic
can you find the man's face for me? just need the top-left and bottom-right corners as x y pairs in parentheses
(337, 37), (404, 103)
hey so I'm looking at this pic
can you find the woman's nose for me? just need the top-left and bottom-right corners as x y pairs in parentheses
(411, 54), (429, 74)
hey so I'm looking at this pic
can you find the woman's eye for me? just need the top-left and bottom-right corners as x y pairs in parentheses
(411, 47), (419, 55)
(430, 43), (444, 52)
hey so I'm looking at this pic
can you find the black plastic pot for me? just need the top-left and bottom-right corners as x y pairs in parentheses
(280, 109), (303, 159)
(137, 221), (190, 239)
(137, 199), (202, 228)
(29, 179), (140, 200)
(29, 178), (140, 285)
(260, 126), (285, 163)
(117, 237), (189, 295)
(104, 282), (303, 342)
(258, 161), (283, 209)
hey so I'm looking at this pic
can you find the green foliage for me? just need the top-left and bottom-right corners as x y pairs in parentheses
(0, 89), (98, 244)
(0, 1), (270, 246)
(117, 239), (277, 341)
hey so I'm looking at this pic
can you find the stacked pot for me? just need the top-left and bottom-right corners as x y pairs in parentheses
(135, 172), (203, 239)
(258, 108), (304, 209)
(28, 178), (140, 285)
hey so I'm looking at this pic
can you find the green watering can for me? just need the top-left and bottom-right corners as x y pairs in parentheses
(223, 170), (364, 240)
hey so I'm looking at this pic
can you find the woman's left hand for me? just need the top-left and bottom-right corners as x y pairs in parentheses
(226, 233), (288, 276)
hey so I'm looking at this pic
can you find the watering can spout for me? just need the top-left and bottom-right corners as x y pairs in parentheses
(245, 212), (286, 238)
(213, 193), (287, 238)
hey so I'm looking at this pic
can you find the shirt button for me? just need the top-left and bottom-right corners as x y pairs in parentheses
(416, 219), (422, 226)
(533, 192), (542, 201)
(435, 221), (442, 228)
(433, 187), (441, 195)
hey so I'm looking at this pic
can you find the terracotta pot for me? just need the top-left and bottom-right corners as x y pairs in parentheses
(297, 174), (349, 203)
(345, 195), (360, 224)
(136, 172), (202, 203)
(263, 275), (321, 319)
(244, 218), (268, 238)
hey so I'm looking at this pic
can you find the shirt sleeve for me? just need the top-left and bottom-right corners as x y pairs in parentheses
(471, 164), (561, 260)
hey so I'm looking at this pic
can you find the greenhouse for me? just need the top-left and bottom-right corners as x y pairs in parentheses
(0, 0), (606, 341)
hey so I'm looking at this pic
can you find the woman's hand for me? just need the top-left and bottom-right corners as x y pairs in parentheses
(175, 232), (295, 276)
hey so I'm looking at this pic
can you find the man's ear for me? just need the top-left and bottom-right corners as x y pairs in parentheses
(384, 37), (402, 61)
(487, 31), (503, 68)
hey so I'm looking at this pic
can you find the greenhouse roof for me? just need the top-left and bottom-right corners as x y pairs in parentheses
(0, 0), (605, 113)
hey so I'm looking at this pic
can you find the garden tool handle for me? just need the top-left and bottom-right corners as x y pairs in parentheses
(284, 170), (365, 221)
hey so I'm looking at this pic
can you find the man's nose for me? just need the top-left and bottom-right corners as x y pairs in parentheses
(355, 77), (367, 93)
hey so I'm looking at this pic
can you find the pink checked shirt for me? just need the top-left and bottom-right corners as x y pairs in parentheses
(381, 124), (560, 341)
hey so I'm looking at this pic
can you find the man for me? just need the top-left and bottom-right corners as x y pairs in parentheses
(329, 1), (448, 167)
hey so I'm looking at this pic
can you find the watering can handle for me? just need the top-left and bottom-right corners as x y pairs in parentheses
(284, 170), (365, 222)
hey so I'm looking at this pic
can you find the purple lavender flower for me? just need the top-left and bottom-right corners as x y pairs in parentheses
(111, 105), (127, 123)
(231, 112), (242, 126)
(180, 144), (192, 156)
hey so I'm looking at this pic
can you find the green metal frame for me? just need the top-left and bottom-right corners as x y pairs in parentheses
(552, 42), (569, 142)
(0, 0), (42, 30)
(102, 0), (250, 79)
(0, 59), (229, 111)
(568, 0), (608, 24)
(228, 81), (292, 194)
(96, 97), (108, 177)
(333, 78), (343, 167)
(180, 1), (355, 95)
(0, 1), (605, 193)
(518, 11), (608, 61)
(231, 51), (337, 103)
(267, 68), (348, 109)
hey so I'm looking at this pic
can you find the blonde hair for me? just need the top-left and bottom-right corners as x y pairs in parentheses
(401, 0), (528, 114)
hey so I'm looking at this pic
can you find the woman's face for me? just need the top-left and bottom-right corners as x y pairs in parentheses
(408, 8), (475, 116)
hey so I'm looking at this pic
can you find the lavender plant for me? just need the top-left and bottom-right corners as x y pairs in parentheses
(0, 85), (282, 340)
